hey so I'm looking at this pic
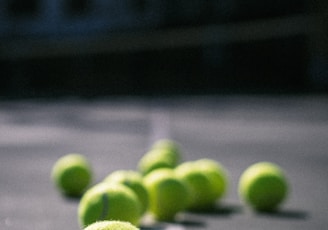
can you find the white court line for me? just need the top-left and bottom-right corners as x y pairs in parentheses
(165, 224), (186, 230)
(149, 107), (171, 144)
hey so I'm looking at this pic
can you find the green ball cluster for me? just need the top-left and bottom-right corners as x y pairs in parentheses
(51, 139), (290, 229)
(137, 140), (229, 218)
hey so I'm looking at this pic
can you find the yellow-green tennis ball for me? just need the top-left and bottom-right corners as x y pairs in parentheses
(194, 158), (228, 200)
(151, 139), (181, 161)
(138, 147), (180, 175)
(238, 162), (289, 212)
(78, 182), (142, 228)
(104, 170), (149, 215)
(84, 220), (139, 230)
(175, 161), (219, 211)
(51, 153), (92, 197)
(143, 168), (189, 221)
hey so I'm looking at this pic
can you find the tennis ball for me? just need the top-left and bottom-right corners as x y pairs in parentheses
(194, 158), (228, 200)
(143, 168), (189, 221)
(175, 161), (222, 211)
(78, 182), (142, 228)
(238, 161), (289, 212)
(138, 140), (181, 175)
(84, 220), (139, 230)
(104, 170), (149, 215)
(151, 139), (181, 161)
(51, 153), (92, 197)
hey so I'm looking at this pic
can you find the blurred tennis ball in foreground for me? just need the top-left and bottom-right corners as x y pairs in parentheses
(238, 161), (289, 212)
(143, 168), (189, 221)
(175, 159), (228, 211)
(84, 220), (139, 230)
(104, 170), (149, 214)
(51, 153), (92, 197)
(138, 139), (181, 175)
(78, 182), (142, 228)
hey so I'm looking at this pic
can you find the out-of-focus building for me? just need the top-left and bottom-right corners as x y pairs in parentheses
(0, 0), (326, 97)
(0, 0), (307, 38)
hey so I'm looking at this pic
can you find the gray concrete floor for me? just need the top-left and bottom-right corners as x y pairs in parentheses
(0, 95), (327, 230)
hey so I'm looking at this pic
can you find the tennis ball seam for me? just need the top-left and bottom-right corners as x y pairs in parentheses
(100, 193), (109, 220)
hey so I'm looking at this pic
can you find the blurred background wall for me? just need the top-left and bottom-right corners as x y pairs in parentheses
(0, 0), (327, 98)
